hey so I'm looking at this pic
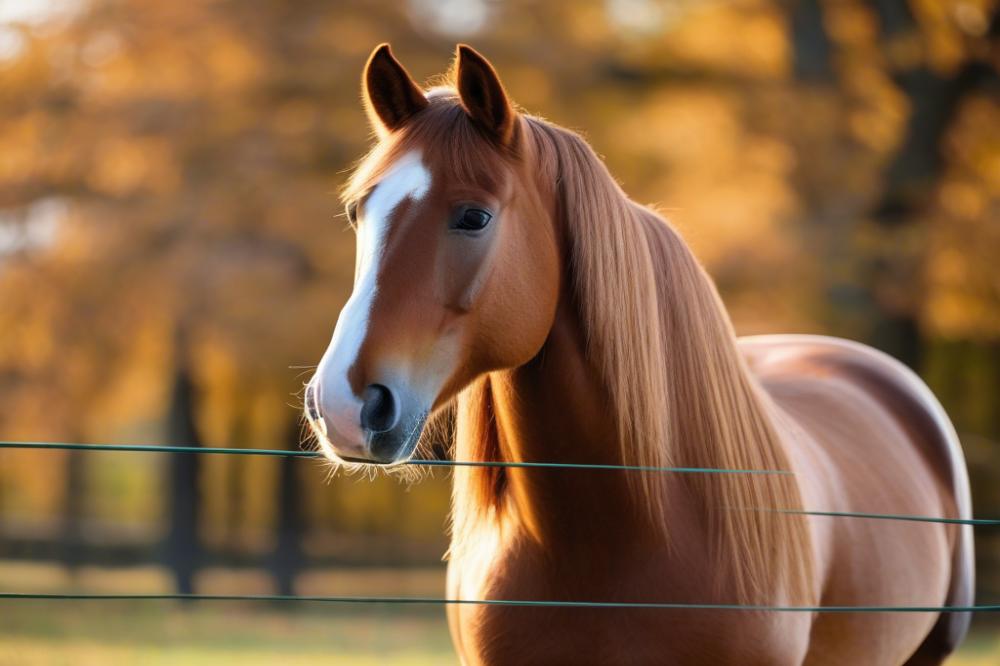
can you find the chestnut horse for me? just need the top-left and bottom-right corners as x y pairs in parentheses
(304, 44), (974, 665)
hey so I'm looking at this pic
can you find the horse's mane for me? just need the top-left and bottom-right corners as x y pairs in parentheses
(519, 117), (814, 604)
(346, 90), (814, 605)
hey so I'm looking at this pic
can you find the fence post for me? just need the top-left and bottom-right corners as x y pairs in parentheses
(60, 449), (85, 571)
(164, 351), (202, 595)
(272, 420), (304, 596)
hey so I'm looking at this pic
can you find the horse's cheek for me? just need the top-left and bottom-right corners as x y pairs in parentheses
(436, 230), (498, 313)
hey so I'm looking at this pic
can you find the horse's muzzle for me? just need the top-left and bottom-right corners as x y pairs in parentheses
(306, 379), (426, 465)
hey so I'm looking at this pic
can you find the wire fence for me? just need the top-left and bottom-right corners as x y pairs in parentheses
(1, 441), (995, 527)
(2, 592), (998, 613)
(1, 439), (997, 613)
(0, 440), (791, 474)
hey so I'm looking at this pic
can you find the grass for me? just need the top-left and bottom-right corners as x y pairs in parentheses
(0, 562), (997, 664)
(0, 561), (457, 665)
(0, 601), (457, 665)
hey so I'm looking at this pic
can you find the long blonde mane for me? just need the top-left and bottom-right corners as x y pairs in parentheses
(451, 111), (814, 605)
(529, 117), (813, 604)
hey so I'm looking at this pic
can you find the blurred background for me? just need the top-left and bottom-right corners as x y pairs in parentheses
(0, 0), (997, 663)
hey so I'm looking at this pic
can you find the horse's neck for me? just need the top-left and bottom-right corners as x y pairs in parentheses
(454, 293), (684, 546)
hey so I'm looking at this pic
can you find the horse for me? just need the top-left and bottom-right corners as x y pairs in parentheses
(303, 43), (974, 665)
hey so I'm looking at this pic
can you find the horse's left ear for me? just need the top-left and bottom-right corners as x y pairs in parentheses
(455, 44), (516, 146)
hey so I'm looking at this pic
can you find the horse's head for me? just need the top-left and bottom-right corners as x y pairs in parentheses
(305, 44), (560, 465)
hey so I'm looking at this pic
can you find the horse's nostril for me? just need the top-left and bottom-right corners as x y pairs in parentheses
(305, 382), (322, 421)
(360, 384), (399, 434)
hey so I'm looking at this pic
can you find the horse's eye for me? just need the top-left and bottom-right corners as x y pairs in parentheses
(454, 208), (492, 231)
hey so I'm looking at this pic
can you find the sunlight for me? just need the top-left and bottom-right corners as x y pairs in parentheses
(408, 0), (490, 36)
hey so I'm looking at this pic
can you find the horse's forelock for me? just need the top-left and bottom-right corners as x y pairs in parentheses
(343, 92), (519, 208)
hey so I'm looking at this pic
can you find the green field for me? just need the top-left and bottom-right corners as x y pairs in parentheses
(0, 562), (457, 665)
(4, 602), (1000, 665)
(0, 602), (457, 665)
(0, 601), (1000, 666)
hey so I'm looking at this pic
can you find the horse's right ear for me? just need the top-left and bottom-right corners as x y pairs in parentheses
(455, 44), (516, 146)
(362, 44), (428, 138)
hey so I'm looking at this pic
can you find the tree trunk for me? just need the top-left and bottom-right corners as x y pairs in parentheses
(864, 2), (999, 370)
(790, 0), (833, 83)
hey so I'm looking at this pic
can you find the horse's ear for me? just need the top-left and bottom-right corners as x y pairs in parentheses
(362, 43), (428, 137)
(455, 44), (516, 145)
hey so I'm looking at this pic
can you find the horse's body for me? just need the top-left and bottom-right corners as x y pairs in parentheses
(306, 44), (974, 665)
(447, 330), (973, 665)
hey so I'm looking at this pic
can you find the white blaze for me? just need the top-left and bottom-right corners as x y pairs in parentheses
(313, 151), (431, 448)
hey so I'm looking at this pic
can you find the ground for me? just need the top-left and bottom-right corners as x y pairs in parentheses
(0, 602), (456, 665)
